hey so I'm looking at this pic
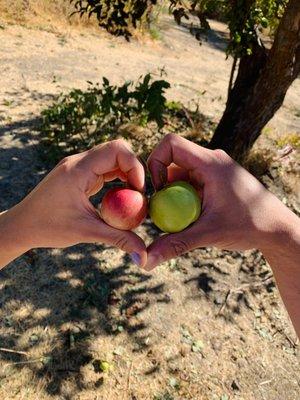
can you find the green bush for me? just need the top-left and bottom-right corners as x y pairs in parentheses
(40, 73), (170, 161)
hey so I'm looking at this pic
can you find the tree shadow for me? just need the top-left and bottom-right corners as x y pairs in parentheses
(179, 21), (229, 52)
(182, 248), (276, 322)
(0, 112), (164, 397)
(0, 116), (47, 208)
(168, 18), (229, 52)
(0, 243), (165, 396)
(2, 90), (56, 108)
(159, 14), (228, 53)
(0, 90), (294, 397)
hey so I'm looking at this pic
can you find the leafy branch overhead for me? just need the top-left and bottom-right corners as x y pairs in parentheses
(70, 0), (288, 56)
(170, 0), (288, 56)
(70, 0), (157, 39)
(67, 1), (299, 161)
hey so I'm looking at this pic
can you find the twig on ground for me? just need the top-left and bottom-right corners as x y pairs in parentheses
(3, 358), (44, 370)
(259, 379), (274, 386)
(274, 328), (299, 348)
(182, 105), (195, 129)
(125, 359), (133, 400)
(217, 277), (274, 315)
(0, 347), (28, 356)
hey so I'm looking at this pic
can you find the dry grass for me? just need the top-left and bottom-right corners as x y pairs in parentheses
(0, 0), (99, 32)
(243, 148), (275, 178)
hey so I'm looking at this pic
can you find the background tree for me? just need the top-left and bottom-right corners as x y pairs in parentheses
(70, 0), (300, 161)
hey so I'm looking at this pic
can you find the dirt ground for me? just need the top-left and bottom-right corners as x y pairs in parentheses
(0, 10), (299, 400)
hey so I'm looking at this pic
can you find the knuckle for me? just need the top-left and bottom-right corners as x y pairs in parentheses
(56, 156), (73, 174)
(113, 138), (128, 148)
(213, 149), (228, 159)
(57, 156), (70, 167)
(212, 149), (234, 167)
(170, 239), (189, 257)
(164, 133), (177, 144)
(114, 235), (129, 252)
(61, 155), (70, 163)
(147, 158), (156, 171)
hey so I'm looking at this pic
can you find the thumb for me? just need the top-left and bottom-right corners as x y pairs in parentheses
(85, 218), (147, 268)
(145, 221), (211, 271)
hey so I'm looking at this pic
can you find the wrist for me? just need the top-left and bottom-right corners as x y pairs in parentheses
(0, 206), (33, 266)
(258, 199), (300, 261)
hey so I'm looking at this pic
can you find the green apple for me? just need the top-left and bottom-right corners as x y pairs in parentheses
(149, 181), (201, 233)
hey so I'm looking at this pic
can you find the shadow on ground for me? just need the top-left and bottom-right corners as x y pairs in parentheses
(181, 22), (228, 52)
(0, 242), (167, 395)
(0, 110), (169, 395)
(0, 114), (163, 394)
(182, 249), (275, 322)
(0, 92), (282, 398)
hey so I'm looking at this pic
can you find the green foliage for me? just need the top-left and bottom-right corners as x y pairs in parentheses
(69, 1), (289, 57)
(165, 100), (183, 111)
(226, 0), (288, 56)
(40, 74), (170, 161)
(169, 0), (288, 57)
(149, 24), (162, 40)
(276, 132), (300, 149)
(70, 0), (157, 39)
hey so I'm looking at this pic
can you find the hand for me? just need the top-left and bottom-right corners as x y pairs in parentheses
(146, 134), (293, 270)
(1, 139), (147, 267)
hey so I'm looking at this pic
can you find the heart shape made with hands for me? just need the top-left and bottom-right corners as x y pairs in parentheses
(71, 136), (210, 272)
(99, 161), (203, 271)
(81, 134), (273, 272)
(14, 134), (265, 273)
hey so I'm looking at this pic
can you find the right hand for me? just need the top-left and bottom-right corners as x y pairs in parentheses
(145, 134), (290, 270)
(1, 139), (147, 267)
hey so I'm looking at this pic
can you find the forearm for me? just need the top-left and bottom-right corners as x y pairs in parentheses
(0, 208), (31, 269)
(260, 208), (300, 337)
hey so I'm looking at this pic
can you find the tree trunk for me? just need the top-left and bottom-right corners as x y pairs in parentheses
(209, 0), (300, 161)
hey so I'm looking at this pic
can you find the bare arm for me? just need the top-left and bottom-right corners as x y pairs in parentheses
(0, 209), (30, 268)
(147, 134), (300, 336)
(262, 219), (300, 335)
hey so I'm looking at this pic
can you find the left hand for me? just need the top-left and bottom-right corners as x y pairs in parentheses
(5, 139), (147, 266)
(145, 134), (291, 271)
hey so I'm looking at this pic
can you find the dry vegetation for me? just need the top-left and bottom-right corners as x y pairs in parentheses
(0, 0), (98, 32)
(0, 2), (299, 400)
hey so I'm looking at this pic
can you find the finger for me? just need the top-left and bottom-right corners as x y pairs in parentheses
(103, 169), (127, 182)
(144, 218), (211, 271)
(86, 175), (104, 197)
(86, 169), (127, 197)
(85, 217), (147, 268)
(117, 148), (145, 192)
(167, 163), (190, 183)
(148, 134), (212, 190)
(78, 140), (145, 192)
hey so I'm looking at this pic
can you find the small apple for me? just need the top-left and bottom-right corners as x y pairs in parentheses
(150, 181), (201, 233)
(99, 187), (147, 230)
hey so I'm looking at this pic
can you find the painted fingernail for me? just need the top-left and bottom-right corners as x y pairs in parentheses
(130, 252), (141, 266)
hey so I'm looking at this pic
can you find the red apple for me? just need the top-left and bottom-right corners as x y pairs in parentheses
(99, 187), (148, 230)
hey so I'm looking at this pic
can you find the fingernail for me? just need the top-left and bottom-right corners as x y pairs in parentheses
(144, 253), (159, 271)
(130, 252), (141, 266)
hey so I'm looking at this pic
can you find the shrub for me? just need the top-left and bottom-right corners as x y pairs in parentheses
(276, 132), (300, 149)
(40, 73), (170, 161)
